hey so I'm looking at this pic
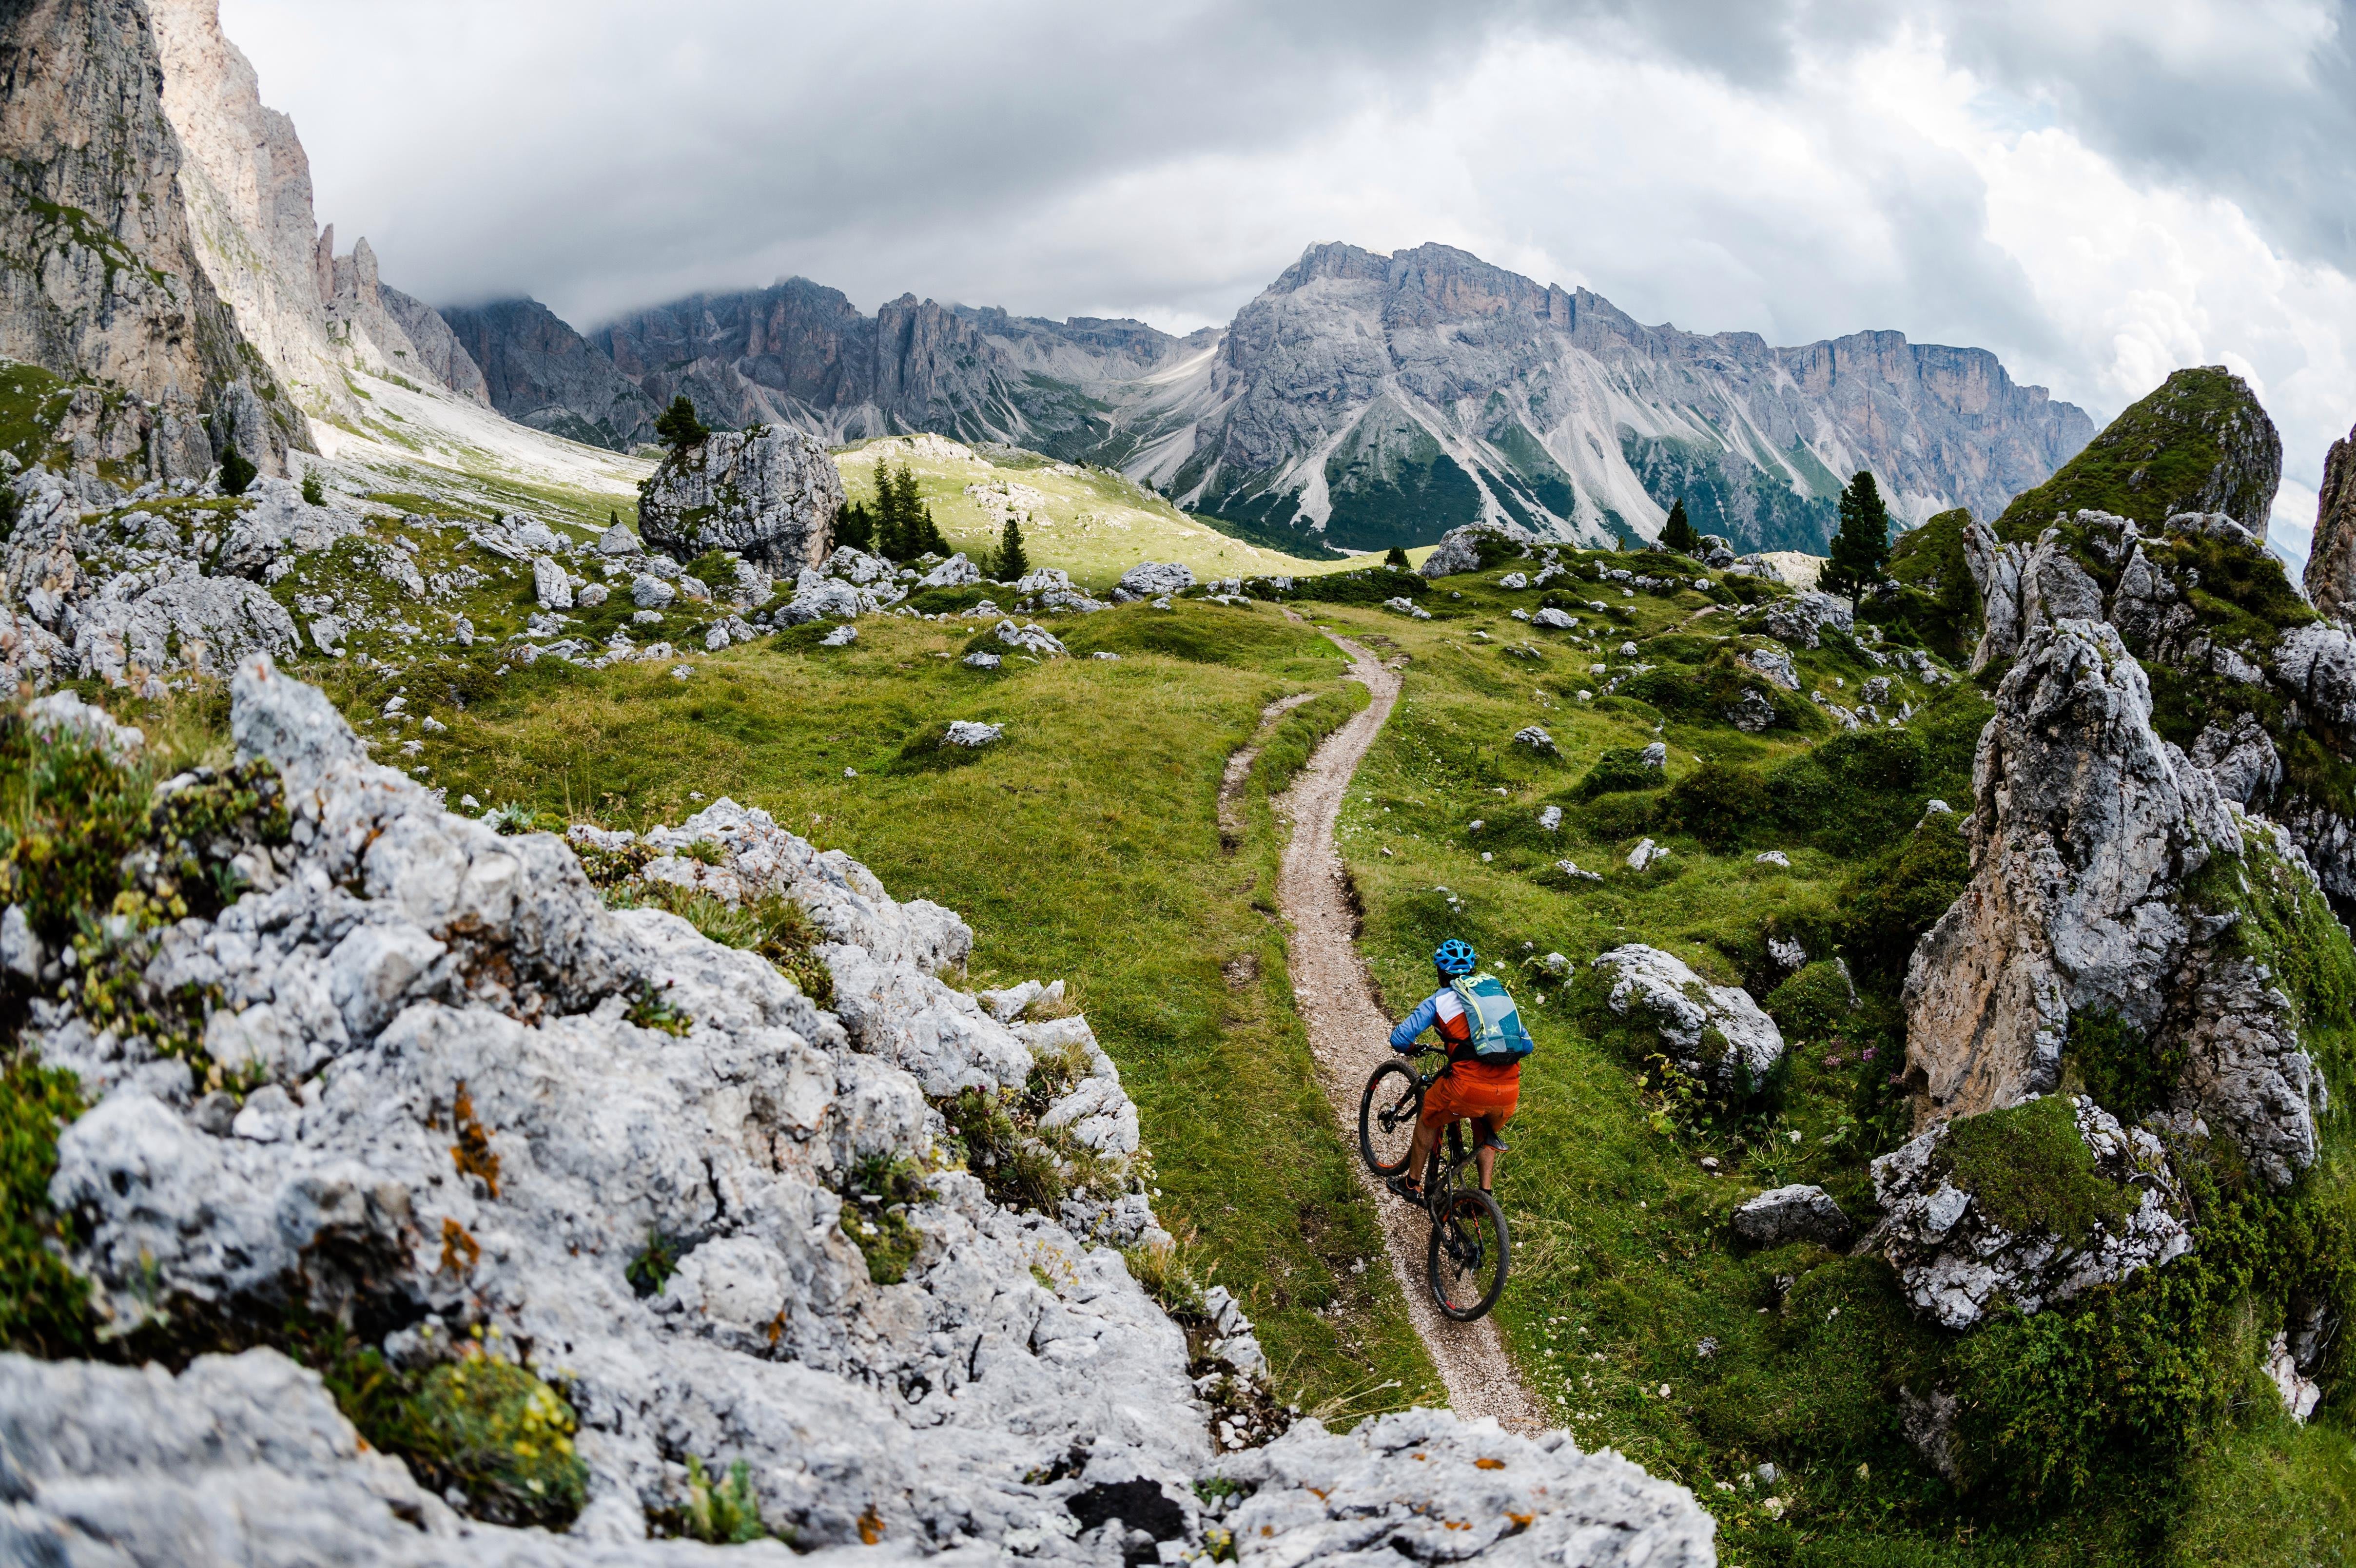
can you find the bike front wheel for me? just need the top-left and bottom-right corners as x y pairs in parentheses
(1427, 1186), (1509, 1321)
(1359, 1060), (1423, 1177)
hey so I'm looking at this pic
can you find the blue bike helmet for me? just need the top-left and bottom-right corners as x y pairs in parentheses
(1433, 939), (1478, 976)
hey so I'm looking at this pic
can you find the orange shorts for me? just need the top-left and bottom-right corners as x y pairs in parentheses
(1421, 1059), (1521, 1132)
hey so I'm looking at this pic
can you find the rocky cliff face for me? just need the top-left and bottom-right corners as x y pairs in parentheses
(1903, 617), (2326, 1187)
(0, 663), (1715, 1563)
(145, 0), (486, 426)
(2303, 419), (2356, 622)
(441, 297), (657, 449)
(0, 0), (298, 477)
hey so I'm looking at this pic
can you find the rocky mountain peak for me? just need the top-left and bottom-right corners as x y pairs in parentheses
(1994, 365), (2280, 540)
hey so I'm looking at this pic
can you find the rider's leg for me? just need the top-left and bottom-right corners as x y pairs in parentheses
(1473, 1116), (1502, 1191)
(1402, 1117), (1437, 1191)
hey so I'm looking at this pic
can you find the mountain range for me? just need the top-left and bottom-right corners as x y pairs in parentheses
(428, 250), (2094, 556)
(0, 0), (2092, 557)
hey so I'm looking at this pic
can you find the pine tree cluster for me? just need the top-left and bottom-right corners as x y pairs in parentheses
(837, 459), (947, 562)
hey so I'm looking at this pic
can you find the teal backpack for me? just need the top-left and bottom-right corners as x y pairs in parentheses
(1450, 973), (1534, 1061)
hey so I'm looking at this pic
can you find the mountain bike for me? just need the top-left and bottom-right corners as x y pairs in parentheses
(1358, 1045), (1510, 1321)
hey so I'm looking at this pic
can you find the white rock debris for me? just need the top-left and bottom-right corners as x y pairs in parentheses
(1112, 561), (1193, 601)
(0, 660), (1708, 1564)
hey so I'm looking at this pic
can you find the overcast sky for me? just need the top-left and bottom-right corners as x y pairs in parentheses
(220, 0), (2356, 557)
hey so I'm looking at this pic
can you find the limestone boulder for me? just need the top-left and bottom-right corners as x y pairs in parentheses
(1420, 520), (1537, 579)
(1113, 561), (1194, 600)
(638, 426), (843, 573)
(1587, 945), (1783, 1089)
(1762, 589), (1852, 649)
(1731, 1184), (1852, 1248)
(1904, 618), (2328, 1186)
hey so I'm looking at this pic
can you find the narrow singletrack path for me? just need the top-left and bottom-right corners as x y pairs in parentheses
(1270, 630), (1546, 1432)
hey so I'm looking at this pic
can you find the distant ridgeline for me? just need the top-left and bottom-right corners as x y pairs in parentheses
(422, 245), (2095, 558)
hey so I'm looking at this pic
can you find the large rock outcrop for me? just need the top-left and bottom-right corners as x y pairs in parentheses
(2306, 418), (2356, 622)
(638, 427), (843, 574)
(1992, 366), (2279, 540)
(1957, 503), (2356, 909)
(0, 662), (1712, 1563)
(1903, 618), (2326, 1186)
(0, 0), (297, 477)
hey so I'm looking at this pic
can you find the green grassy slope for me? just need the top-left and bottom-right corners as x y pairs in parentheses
(834, 436), (1386, 583)
(1994, 367), (2278, 541)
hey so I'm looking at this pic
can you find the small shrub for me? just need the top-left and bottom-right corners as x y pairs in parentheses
(1763, 961), (1858, 1044)
(2065, 1008), (2184, 1123)
(300, 470), (326, 506)
(839, 1154), (929, 1285)
(1123, 1236), (1208, 1320)
(1659, 760), (1769, 851)
(662, 1455), (776, 1543)
(625, 980), (692, 1036)
(398, 1352), (589, 1527)
(300, 1324), (588, 1531)
(219, 444), (256, 497)
(625, 1230), (686, 1298)
(0, 1062), (90, 1353)
(1827, 814), (1973, 988)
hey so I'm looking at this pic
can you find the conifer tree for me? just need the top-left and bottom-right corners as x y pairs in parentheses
(1660, 498), (1699, 555)
(654, 395), (708, 455)
(1822, 470), (1893, 598)
(995, 516), (1030, 582)
(895, 465), (947, 556)
(1385, 545), (1412, 572)
(835, 498), (875, 554)
(872, 459), (905, 559)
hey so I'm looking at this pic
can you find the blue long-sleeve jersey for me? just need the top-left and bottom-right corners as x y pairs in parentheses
(1389, 986), (1474, 1053)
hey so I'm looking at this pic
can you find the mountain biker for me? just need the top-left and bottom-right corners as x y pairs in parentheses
(1385, 939), (1532, 1201)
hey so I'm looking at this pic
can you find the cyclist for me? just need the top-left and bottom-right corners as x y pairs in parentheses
(1385, 939), (1533, 1201)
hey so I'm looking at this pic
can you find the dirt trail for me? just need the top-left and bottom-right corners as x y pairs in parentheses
(1269, 631), (1546, 1432)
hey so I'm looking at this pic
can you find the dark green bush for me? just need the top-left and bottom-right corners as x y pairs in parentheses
(1763, 961), (1858, 1044)
(1573, 746), (1664, 801)
(0, 1062), (90, 1353)
(1827, 815), (1973, 988)
(1660, 760), (1769, 851)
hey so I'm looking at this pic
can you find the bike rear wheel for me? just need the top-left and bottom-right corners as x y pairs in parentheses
(1359, 1060), (1423, 1177)
(1427, 1186), (1510, 1321)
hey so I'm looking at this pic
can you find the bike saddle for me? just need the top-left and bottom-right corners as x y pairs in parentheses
(1479, 1132), (1510, 1153)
